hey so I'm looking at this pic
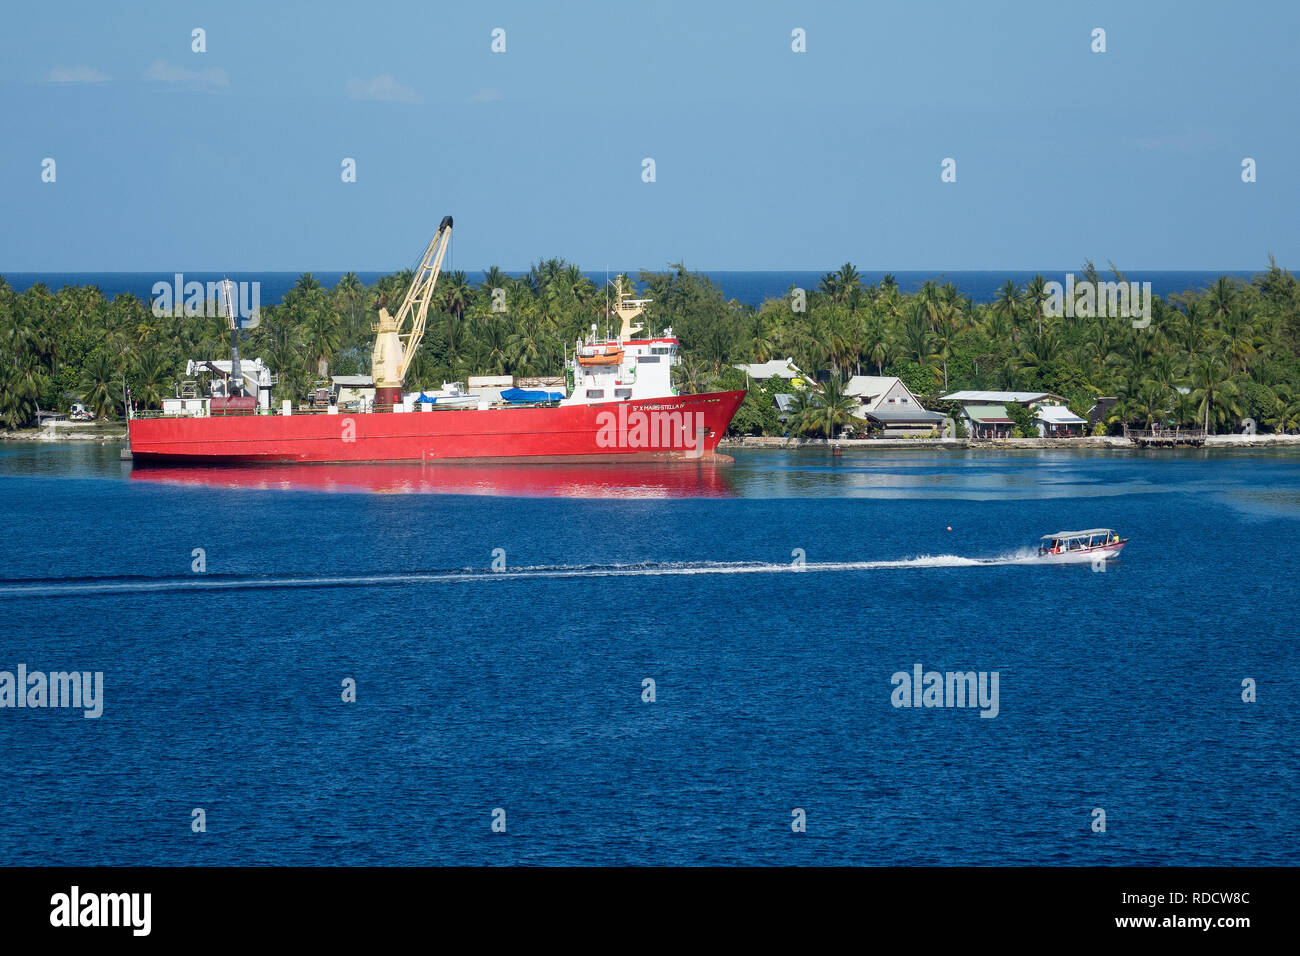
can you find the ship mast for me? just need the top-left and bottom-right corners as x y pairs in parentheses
(612, 274), (649, 342)
(372, 215), (453, 408)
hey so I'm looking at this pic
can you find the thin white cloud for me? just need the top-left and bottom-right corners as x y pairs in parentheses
(145, 60), (229, 88)
(470, 88), (503, 103)
(46, 66), (111, 84)
(347, 74), (420, 103)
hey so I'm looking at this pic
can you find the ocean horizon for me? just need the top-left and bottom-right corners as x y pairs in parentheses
(0, 269), (1264, 310)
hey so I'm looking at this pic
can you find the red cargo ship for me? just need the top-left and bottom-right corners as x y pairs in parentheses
(128, 389), (745, 464)
(128, 219), (746, 465)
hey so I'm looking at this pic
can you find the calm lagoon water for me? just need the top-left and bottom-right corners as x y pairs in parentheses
(0, 443), (1296, 865)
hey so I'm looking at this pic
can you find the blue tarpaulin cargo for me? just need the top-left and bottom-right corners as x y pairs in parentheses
(500, 388), (563, 403)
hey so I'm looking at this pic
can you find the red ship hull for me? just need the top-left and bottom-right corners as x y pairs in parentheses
(128, 390), (747, 464)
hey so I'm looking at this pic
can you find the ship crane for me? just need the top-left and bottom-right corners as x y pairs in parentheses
(218, 277), (245, 397)
(371, 215), (453, 408)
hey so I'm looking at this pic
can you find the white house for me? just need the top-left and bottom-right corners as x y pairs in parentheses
(1034, 404), (1088, 437)
(847, 376), (924, 413)
(941, 390), (1071, 439)
(847, 376), (945, 436)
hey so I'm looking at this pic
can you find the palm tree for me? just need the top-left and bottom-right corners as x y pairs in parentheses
(79, 352), (119, 418)
(562, 264), (597, 312)
(505, 313), (550, 375)
(747, 312), (776, 363)
(309, 307), (343, 374)
(445, 316), (470, 376)
(864, 315), (890, 374)
(1205, 276), (1237, 327)
(1025, 274), (1048, 336)
(1189, 353), (1239, 433)
(132, 351), (172, 409)
(480, 266), (508, 295)
(993, 280), (1023, 342)
(817, 266), (853, 304)
(673, 355), (706, 394)
(901, 304), (939, 380)
(817, 262), (861, 304)
(333, 272), (367, 338)
(442, 270), (474, 320)
(5, 353), (48, 425)
(930, 298), (965, 390)
(290, 272), (322, 296)
(1018, 328), (1064, 381)
(477, 319), (511, 374)
(791, 375), (858, 439)
(1173, 299), (1211, 357)
(1220, 305), (1256, 370)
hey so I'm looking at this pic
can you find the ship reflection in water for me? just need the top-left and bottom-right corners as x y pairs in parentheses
(128, 460), (736, 498)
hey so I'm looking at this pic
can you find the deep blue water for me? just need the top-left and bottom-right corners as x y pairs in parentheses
(0, 270), (1262, 309)
(0, 444), (1296, 865)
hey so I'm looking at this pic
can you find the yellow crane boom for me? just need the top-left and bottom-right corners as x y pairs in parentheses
(371, 215), (453, 405)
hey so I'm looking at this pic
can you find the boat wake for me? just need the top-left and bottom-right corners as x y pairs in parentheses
(0, 550), (1052, 599)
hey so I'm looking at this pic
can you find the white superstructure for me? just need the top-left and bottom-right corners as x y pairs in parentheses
(562, 277), (680, 406)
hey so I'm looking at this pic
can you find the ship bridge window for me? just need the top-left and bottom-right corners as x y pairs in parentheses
(651, 347), (671, 355)
(614, 388), (632, 399)
(586, 389), (605, 399)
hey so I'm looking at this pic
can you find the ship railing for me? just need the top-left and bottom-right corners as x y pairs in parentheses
(131, 407), (340, 419)
(130, 402), (569, 419)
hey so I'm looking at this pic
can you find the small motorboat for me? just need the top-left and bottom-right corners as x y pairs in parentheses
(1037, 528), (1127, 563)
(407, 383), (478, 408)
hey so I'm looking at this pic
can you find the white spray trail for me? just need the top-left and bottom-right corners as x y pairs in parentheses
(0, 549), (1048, 599)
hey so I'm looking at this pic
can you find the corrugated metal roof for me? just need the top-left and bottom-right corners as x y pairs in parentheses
(845, 375), (898, 397)
(734, 358), (802, 379)
(942, 390), (1060, 403)
(1036, 405), (1087, 424)
(865, 409), (946, 423)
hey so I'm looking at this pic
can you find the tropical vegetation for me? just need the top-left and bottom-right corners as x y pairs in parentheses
(2, 258), (1299, 437)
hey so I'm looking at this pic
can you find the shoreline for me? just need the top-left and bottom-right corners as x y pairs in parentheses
(1, 426), (127, 443)
(6, 428), (1300, 452)
(721, 434), (1300, 451)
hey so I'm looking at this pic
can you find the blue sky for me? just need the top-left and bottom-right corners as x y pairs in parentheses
(1, 0), (1296, 272)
